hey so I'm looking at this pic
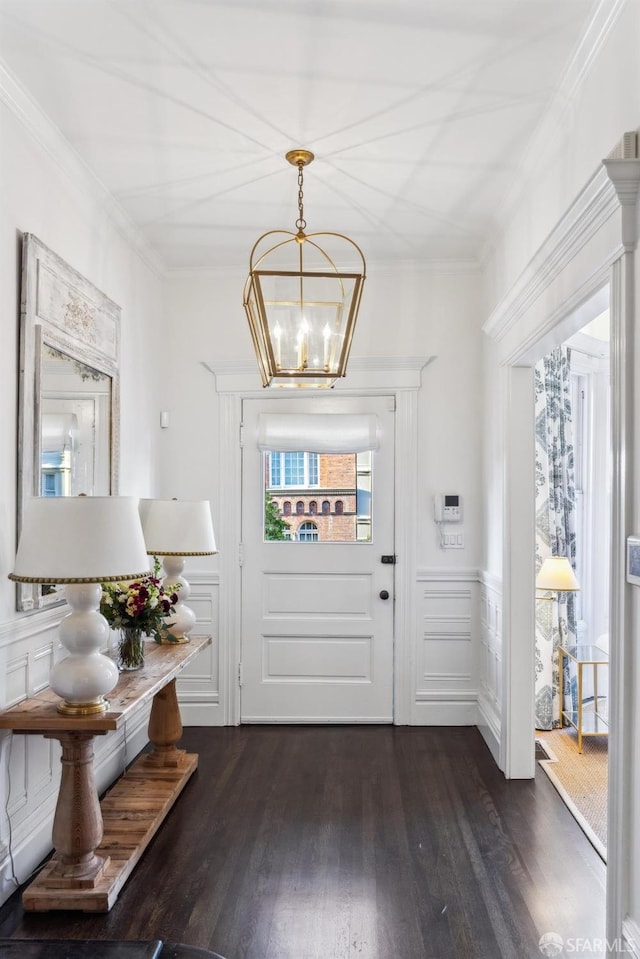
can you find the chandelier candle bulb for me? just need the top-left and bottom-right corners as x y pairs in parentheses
(274, 323), (282, 368)
(323, 324), (331, 369)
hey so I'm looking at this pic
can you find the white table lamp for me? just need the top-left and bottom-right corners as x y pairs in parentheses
(138, 498), (217, 642)
(9, 496), (152, 715)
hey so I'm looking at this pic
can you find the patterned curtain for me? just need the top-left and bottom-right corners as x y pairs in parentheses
(534, 346), (578, 730)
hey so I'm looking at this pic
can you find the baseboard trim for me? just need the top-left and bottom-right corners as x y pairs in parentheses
(411, 701), (478, 725)
(477, 696), (502, 767)
(180, 702), (225, 727)
(240, 715), (394, 724)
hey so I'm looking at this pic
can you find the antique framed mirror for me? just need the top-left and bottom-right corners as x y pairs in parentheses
(16, 234), (121, 611)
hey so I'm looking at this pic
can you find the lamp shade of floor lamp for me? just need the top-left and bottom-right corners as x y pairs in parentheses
(138, 498), (217, 642)
(9, 496), (152, 715)
(535, 556), (580, 596)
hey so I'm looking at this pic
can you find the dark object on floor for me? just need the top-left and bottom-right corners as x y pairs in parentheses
(164, 947), (226, 959)
(535, 738), (551, 760)
(0, 942), (225, 958)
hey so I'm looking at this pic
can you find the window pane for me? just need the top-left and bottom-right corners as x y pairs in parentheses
(263, 450), (372, 543)
(270, 452), (281, 487)
(284, 452), (304, 485)
(298, 521), (319, 542)
(308, 452), (318, 485)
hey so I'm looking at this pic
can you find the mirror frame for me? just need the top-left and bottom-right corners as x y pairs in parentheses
(16, 234), (121, 612)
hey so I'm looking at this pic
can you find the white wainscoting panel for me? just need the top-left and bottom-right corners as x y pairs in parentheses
(478, 571), (503, 766)
(175, 572), (221, 725)
(414, 570), (479, 724)
(0, 612), (151, 907)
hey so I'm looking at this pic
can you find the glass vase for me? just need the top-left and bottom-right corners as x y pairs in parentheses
(117, 627), (145, 671)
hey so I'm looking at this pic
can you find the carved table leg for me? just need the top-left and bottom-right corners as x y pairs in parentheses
(146, 678), (186, 767)
(45, 731), (109, 886)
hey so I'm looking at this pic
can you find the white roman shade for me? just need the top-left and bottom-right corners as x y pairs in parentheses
(257, 413), (380, 453)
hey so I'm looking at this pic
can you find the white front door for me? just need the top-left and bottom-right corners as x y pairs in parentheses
(240, 394), (395, 723)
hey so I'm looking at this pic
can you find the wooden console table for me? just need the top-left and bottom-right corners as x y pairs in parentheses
(0, 635), (211, 912)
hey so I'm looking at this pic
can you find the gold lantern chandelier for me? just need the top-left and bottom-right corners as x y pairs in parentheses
(243, 149), (366, 388)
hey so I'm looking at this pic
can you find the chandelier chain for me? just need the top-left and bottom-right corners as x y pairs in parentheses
(296, 162), (306, 232)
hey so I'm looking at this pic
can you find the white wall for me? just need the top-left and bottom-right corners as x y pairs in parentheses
(0, 71), (488, 903)
(480, 0), (640, 950)
(161, 265), (486, 727)
(483, 1), (640, 315)
(0, 75), (166, 900)
(163, 264), (484, 571)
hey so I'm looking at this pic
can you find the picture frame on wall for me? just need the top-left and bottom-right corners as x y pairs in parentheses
(626, 535), (640, 586)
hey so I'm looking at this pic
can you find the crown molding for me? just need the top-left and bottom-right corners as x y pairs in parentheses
(0, 59), (165, 278)
(165, 257), (481, 279)
(360, 257), (481, 276)
(482, 164), (618, 341)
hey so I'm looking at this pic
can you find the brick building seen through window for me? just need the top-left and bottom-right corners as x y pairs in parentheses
(264, 450), (372, 542)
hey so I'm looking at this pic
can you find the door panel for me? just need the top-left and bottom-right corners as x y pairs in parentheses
(240, 394), (395, 722)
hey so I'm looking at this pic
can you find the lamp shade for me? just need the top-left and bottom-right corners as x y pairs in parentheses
(9, 496), (152, 583)
(138, 499), (217, 556)
(535, 556), (580, 592)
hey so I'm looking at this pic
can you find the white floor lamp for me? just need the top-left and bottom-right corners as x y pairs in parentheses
(535, 555), (580, 726)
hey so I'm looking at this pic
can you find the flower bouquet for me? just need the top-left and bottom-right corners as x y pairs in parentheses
(100, 558), (180, 669)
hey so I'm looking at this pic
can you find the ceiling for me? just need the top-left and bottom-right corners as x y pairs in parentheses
(0, 0), (604, 271)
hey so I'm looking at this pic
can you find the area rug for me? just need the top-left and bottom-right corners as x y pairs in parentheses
(537, 727), (608, 861)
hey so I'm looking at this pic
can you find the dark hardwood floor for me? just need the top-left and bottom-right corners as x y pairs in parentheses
(0, 726), (605, 959)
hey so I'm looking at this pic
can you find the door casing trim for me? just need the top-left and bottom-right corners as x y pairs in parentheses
(209, 357), (430, 725)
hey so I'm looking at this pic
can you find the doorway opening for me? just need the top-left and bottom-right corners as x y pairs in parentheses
(240, 395), (396, 724)
(534, 299), (610, 860)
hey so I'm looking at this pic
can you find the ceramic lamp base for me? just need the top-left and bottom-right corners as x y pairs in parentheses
(49, 584), (119, 712)
(161, 555), (197, 641)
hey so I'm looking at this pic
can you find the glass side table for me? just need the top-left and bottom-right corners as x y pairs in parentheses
(558, 644), (609, 753)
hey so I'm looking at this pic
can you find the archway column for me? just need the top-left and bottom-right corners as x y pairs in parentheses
(601, 157), (640, 954)
(501, 365), (536, 779)
(485, 149), (640, 952)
